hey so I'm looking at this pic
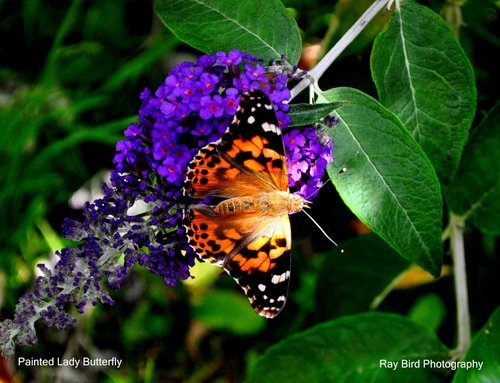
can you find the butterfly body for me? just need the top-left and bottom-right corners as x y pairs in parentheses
(213, 192), (305, 216)
(183, 90), (306, 318)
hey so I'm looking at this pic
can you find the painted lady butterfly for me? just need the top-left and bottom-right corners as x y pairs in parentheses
(183, 90), (308, 318)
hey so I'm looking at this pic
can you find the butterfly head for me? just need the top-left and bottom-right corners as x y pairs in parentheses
(289, 193), (310, 214)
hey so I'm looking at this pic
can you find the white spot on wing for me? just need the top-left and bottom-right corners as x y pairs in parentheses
(271, 271), (290, 284)
(247, 116), (256, 124)
(258, 283), (266, 292)
(261, 122), (280, 134)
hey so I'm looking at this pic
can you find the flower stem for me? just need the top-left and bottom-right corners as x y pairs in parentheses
(450, 212), (471, 358)
(290, 0), (395, 99)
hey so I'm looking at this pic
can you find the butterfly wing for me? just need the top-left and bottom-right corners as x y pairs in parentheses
(184, 91), (289, 199)
(184, 90), (292, 318)
(186, 205), (291, 318)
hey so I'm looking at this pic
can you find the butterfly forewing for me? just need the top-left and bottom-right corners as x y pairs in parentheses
(218, 92), (289, 192)
(184, 90), (303, 318)
(184, 92), (288, 199)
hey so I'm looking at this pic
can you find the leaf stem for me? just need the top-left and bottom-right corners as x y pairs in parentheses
(450, 212), (471, 358)
(290, 0), (395, 99)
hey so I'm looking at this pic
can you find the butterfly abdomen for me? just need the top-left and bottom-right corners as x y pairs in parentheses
(213, 192), (302, 216)
(214, 196), (261, 215)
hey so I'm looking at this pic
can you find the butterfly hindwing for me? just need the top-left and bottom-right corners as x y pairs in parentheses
(223, 214), (291, 318)
(186, 206), (292, 318)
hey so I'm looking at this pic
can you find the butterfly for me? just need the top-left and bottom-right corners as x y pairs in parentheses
(183, 90), (308, 318)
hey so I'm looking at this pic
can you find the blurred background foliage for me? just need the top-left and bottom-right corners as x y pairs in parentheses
(0, 0), (498, 382)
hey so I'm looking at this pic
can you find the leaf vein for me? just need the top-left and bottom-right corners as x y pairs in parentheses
(338, 113), (432, 258)
(191, 0), (279, 57)
(398, 10), (422, 142)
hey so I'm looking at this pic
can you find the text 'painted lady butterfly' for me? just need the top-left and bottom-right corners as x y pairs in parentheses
(183, 90), (308, 318)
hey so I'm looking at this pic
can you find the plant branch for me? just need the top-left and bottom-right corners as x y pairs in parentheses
(290, 0), (396, 100)
(450, 212), (471, 358)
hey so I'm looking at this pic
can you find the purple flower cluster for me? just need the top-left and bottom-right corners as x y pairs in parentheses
(0, 50), (334, 357)
(285, 126), (333, 198)
(114, 50), (293, 186)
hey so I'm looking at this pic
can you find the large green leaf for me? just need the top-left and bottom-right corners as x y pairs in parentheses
(316, 233), (410, 321)
(446, 103), (500, 234)
(247, 313), (449, 382)
(452, 308), (500, 383)
(325, 87), (442, 277)
(154, 0), (302, 64)
(371, 2), (476, 185)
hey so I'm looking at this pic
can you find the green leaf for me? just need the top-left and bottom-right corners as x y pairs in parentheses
(316, 233), (410, 321)
(452, 308), (500, 383)
(247, 313), (449, 383)
(154, 0), (302, 64)
(192, 290), (265, 335)
(288, 102), (344, 127)
(325, 87), (443, 277)
(446, 103), (500, 234)
(371, 2), (476, 185)
(407, 294), (446, 333)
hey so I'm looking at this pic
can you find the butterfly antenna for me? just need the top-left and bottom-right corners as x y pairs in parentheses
(300, 167), (347, 251)
(301, 208), (344, 253)
(304, 167), (347, 201)
(305, 179), (331, 201)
